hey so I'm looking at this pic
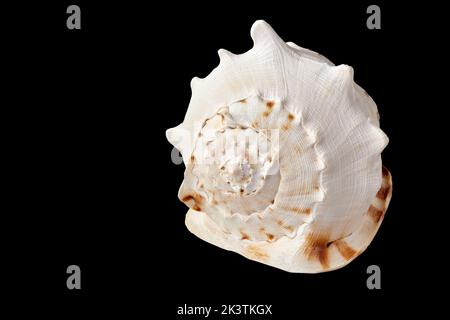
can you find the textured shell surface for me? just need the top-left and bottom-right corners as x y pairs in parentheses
(166, 20), (392, 273)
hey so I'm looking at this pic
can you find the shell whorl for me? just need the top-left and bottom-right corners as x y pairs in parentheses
(166, 20), (391, 273)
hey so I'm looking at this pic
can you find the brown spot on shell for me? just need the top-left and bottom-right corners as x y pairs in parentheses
(181, 193), (203, 211)
(266, 233), (275, 241)
(246, 244), (269, 261)
(368, 205), (384, 223)
(333, 239), (357, 260)
(281, 207), (311, 215)
(239, 98), (247, 103)
(190, 155), (195, 162)
(182, 195), (194, 202)
(266, 101), (275, 108)
(296, 207), (311, 214)
(303, 233), (330, 269)
(375, 166), (392, 208)
(376, 185), (390, 200)
(277, 220), (294, 232)
(240, 230), (250, 240)
(282, 124), (290, 131)
(288, 113), (295, 121)
(262, 111), (270, 117)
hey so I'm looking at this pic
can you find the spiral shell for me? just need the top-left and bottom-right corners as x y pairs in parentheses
(166, 20), (392, 273)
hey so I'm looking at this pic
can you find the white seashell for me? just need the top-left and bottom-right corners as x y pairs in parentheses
(166, 20), (392, 273)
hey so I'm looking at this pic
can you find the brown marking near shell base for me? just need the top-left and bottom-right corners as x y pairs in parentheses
(376, 185), (390, 200)
(266, 233), (275, 241)
(333, 239), (357, 260)
(246, 244), (269, 261)
(368, 205), (384, 223)
(182, 195), (195, 202)
(266, 101), (275, 108)
(382, 166), (389, 177)
(303, 233), (330, 269)
(181, 193), (203, 211)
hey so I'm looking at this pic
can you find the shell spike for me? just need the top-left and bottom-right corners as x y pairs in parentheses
(166, 125), (191, 157)
(190, 77), (202, 90)
(330, 64), (357, 95)
(217, 49), (235, 62)
(332, 64), (354, 81)
(250, 20), (286, 48)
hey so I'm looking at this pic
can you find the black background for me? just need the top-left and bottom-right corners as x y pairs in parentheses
(6, 0), (442, 317)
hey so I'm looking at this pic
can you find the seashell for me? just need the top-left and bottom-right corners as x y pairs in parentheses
(166, 20), (392, 273)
